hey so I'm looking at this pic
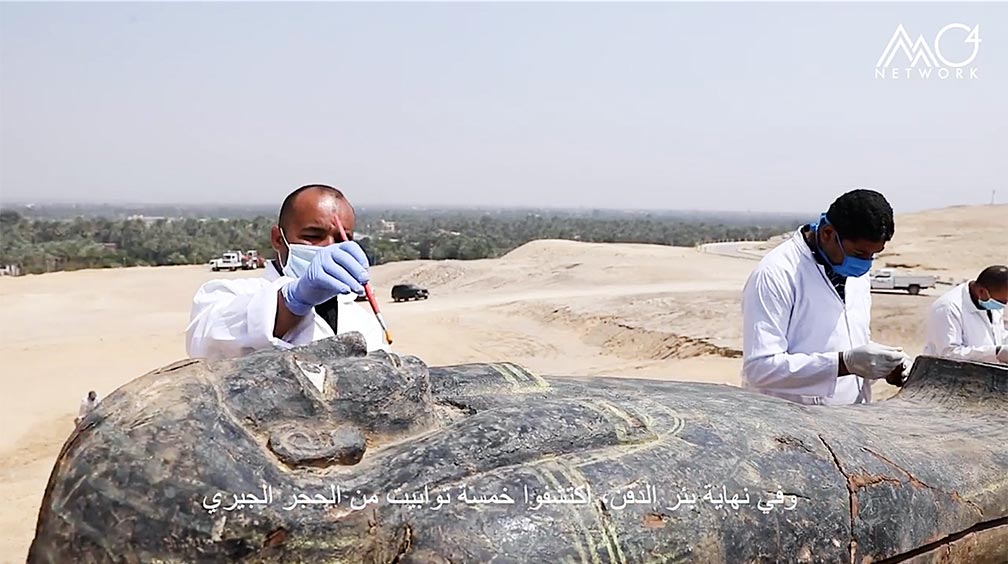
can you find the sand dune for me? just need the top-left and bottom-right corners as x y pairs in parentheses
(879, 204), (1007, 282)
(0, 205), (1003, 560)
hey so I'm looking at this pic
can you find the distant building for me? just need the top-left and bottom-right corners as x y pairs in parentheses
(0, 264), (23, 276)
(379, 219), (397, 234)
(126, 214), (176, 225)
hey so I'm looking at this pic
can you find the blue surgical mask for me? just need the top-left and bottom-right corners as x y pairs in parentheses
(979, 297), (1006, 311)
(813, 213), (874, 278)
(279, 229), (321, 279)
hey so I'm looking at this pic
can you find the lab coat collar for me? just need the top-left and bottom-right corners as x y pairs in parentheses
(960, 282), (989, 317)
(264, 259), (283, 282)
(791, 228), (816, 263)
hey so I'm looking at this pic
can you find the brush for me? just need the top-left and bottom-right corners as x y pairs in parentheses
(334, 213), (393, 345)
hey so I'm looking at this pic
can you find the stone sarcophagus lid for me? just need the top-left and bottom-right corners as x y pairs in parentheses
(29, 334), (1008, 563)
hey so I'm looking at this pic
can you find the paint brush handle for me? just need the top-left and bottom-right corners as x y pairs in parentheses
(333, 210), (393, 345)
(363, 283), (377, 305)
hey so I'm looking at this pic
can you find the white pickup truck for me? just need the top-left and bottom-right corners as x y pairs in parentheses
(870, 269), (936, 295)
(209, 251), (243, 272)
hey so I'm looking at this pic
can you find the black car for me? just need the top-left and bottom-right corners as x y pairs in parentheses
(391, 283), (429, 302)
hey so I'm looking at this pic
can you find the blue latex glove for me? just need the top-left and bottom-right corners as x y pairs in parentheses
(280, 242), (370, 317)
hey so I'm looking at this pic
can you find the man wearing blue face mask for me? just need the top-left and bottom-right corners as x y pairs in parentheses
(924, 265), (1008, 364)
(186, 184), (389, 360)
(741, 189), (911, 405)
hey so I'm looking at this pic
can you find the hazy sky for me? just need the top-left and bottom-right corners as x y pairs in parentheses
(1, 2), (1005, 213)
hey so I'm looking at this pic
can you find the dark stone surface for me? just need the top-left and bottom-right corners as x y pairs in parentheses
(28, 333), (1008, 563)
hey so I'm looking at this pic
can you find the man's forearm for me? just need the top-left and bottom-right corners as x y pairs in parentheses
(741, 351), (840, 398)
(274, 290), (306, 339)
(941, 344), (998, 363)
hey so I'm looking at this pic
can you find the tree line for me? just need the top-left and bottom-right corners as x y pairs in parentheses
(0, 208), (806, 275)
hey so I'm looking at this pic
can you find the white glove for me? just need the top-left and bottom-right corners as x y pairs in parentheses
(997, 346), (1008, 364)
(842, 343), (910, 380)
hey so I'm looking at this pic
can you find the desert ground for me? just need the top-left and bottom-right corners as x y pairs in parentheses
(0, 204), (1004, 560)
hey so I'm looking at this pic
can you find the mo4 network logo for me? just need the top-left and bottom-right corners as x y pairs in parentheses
(875, 23), (981, 80)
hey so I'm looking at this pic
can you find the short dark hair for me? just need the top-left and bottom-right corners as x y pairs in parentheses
(825, 189), (895, 242)
(277, 184), (348, 229)
(977, 265), (1008, 290)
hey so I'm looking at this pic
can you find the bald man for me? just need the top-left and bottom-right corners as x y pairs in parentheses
(186, 184), (389, 360)
(924, 265), (1008, 364)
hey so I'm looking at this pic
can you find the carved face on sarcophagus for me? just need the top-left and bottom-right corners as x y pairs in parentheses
(29, 333), (1008, 563)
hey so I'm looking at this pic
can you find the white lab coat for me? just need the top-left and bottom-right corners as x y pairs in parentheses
(741, 229), (871, 405)
(78, 397), (98, 417)
(75, 395), (99, 426)
(923, 283), (1006, 363)
(186, 261), (390, 360)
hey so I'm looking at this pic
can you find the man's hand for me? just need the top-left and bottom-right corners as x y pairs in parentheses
(885, 355), (914, 387)
(997, 346), (1008, 364)
(280, 242), (370, 317)
(842, 343), (910, 380)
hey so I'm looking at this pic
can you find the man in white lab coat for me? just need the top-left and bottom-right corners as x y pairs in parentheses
(75, 390), (99, 427)
(186, 184), (389, 360)
(924, 265), (1008, 364)
(741, 189), (911, 405)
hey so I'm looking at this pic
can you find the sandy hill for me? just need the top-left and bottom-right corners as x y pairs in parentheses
(0, 204), (1003, 560)
(880, 204), (1007, 281)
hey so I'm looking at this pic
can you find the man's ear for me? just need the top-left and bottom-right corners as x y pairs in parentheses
(817, 223), (835, 244)
(270, 225), (285, 260)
